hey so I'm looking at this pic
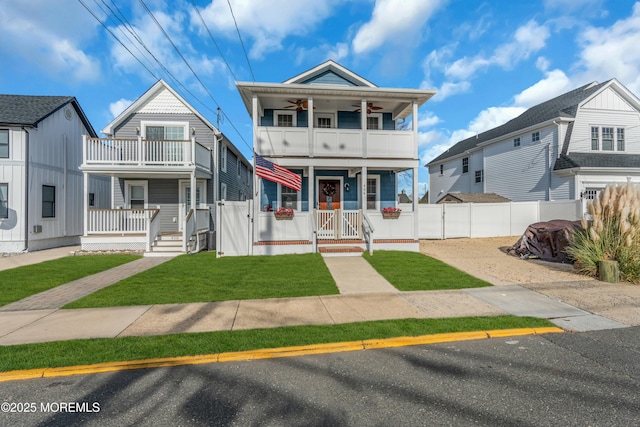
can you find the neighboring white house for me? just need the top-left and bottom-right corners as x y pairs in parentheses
(79, 80), (252, 255)
(427, 79), (640, 210)
(0, 95), (110, 252)
(236, 60), (435, 255)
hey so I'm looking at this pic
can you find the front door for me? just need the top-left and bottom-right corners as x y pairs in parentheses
(179, 180), (206, 231)
(319, 179), (341, 210)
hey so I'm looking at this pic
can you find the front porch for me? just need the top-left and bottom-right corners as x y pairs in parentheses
(80, 207), (210, 255)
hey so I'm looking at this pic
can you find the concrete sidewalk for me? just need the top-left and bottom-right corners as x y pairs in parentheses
(0, 247), (633, 346)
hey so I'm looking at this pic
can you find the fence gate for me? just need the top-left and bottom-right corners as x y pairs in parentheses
(216, 200), (252, 257)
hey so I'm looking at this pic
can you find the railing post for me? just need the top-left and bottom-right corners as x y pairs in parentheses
(138, 135), (143, 165)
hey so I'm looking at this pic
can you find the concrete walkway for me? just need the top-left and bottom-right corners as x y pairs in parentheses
(0, 247), (634, 346)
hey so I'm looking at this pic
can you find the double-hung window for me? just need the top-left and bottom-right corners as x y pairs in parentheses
(617, 128), (625, 151)
(513, 137), (520, 147)
(475, 170), (484, 183)
(281, 182), (300, 210)
(0, 183), (8, 218)
(591, 127), (599, 150)
(462, 157), (469, 174)
(0, 130), (8, 158)
(602, 127), (614, 151)
(42, 185), (56, 218)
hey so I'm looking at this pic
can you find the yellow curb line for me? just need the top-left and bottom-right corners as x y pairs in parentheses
(0, 327), (563, 382)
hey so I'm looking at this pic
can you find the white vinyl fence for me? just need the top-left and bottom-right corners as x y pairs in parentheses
(419, 200), (582, 240)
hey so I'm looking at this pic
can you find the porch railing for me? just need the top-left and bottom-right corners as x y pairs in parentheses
(146, 209), (161, 251)
(183, 208), (210, 253)
(83, 136), (211, 173)
(362, 213), (374, 256)
(88, 208), (158, 234)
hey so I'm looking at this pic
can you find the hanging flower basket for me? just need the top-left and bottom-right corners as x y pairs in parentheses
(381, 207), (401, 219)
(274, 207), (294, 220)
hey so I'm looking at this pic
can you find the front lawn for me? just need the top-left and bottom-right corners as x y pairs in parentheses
(0, 316), (553, 372)
(364, 251), (491, 291)
(0, 255), (141, 307)
(65, 252), (339, 308)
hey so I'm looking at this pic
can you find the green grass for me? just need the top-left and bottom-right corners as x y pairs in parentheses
(0, 316), (553, 372)
(0, 255), (141, 307)
(363, 251), (491, 291)
(65, 252), (339, 308)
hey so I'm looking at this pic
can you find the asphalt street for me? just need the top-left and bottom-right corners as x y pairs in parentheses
(1, 327), (639, 426)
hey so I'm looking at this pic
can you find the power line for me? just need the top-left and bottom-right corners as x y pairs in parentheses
(226, 0), (255, 82)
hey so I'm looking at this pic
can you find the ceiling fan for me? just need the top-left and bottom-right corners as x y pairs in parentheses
(283, 99), (314, 112)
(352, 102), (383, 114)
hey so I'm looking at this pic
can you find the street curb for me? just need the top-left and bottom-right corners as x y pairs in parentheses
(0, 327), (563, 382)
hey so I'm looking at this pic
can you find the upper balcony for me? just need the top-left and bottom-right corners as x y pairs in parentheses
(81, 136), (212, 177)
(255, 126), (416, 159)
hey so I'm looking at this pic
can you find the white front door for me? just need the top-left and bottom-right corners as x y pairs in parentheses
(179, 180), (206, 230)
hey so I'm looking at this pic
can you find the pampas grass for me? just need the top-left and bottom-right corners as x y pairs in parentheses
(566, 183), (640, 283)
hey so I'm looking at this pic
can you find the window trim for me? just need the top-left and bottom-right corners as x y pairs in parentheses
(363, 175), (380, 211)
(475, 170), (484, 183)
(221, 144), (227, 173)
(278, 174), (302, 211)
(42, 184), (56, 218)
(274, 110), (296, 127)
(590, 126), (626, 152)
(0, 183), (8, 219)
(0, 129), (8, 158)
(531, 131), (540, 142)
(366, 113), (383, 130)
(462, 157), (469, 174)
(617, 128), (625, 151)
(124, 180), (148, 209)
(513, 137), (520, 147)
(315, 112), (335, 129)
(140, 121), (189, 141)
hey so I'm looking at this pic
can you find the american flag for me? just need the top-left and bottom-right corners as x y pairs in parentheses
(255, 155), (302, 192)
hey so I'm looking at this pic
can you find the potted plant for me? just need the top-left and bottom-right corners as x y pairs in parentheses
(274, 207), (294, 220)
(382, 207), (401, 219)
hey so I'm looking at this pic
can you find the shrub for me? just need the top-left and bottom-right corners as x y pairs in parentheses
(566, 183), (640, 283)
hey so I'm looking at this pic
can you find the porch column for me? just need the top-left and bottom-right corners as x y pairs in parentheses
(308, 165), (314, 211)
(190, 172), (196, 213)
(413, 166), (419, 240)
(308, 97), (314, 157)
(361, 166), (368, 211)
(83, 172), (88, 236)
(361, 99), (368, 158)
(252, 94), (260, 245)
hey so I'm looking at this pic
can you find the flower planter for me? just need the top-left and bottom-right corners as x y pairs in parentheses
(382, 212), (401, 219)
(274, 214), (293, 220)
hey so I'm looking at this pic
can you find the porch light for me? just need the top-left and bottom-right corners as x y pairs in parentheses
(344, 183), (350, 192)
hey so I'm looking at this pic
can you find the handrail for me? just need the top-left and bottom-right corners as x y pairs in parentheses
(183, 208), (195, 253)
(362, 213), (374, 256)
(146, 208), (161, 251)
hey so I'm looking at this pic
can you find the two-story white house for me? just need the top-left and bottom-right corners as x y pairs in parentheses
(427, 79), (640, 210)
(79, 80), (252, 255)
(236, 60), (435, 255)
(0, 95), (110, 253)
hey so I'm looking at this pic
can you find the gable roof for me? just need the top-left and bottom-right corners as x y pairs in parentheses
(554, 153), (640, 170)
(436, 193), (512, 204)
(427, 80), (613, 166)
(0, 95), (97, 137)
(283, 60), (377, 87)
(101, 79), (219, 135)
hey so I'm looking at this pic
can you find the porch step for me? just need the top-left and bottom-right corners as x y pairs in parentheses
(319, 246), (364, 257)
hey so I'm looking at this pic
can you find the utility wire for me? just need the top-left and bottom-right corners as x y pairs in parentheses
(226, 0), (255, 82)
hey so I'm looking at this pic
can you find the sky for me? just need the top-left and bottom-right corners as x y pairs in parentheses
(2, 0), (640, 198)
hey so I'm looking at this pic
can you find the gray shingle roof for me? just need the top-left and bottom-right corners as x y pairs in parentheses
(554, 153), (640, 170)
(427, 80), (610, 165)
(436, 193), (512, 203)
(0, 94), (97, 137)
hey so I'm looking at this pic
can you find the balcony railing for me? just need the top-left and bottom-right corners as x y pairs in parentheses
(255, 127), (416, 159)
(82, 136), (211, 172)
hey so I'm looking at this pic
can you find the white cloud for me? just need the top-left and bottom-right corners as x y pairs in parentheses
(575, 2), (640, 94)
(0, 0), (100, 82)
(514, 69), (572, 107)
(109, 99), (133, 119)
(352, 0), (447, 54)
(492, 20), (550, 68)
(418, 112), (441, 129)
(432, 81), (471, 101)
(195, 0), (337, 60)
(295, 43), (350, 65)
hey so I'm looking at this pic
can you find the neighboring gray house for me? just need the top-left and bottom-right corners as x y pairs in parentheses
(436, 193), (511, 204)
(79, 80), (252, 255)
(427, 78), (640, 210)
(0, 95), (110, 252)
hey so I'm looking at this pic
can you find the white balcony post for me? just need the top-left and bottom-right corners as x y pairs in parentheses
(412, 101), (419, 157)
(361, 99), (368, 158)
(83, 172), (89, 236)
(308, 97), (314, 158)
(82, 134), (87, 165)
(138, 135), (143, 165)
(361, 166), (368, 211)
(413, 166), (419, 239)
(191, 135), (196, 166)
